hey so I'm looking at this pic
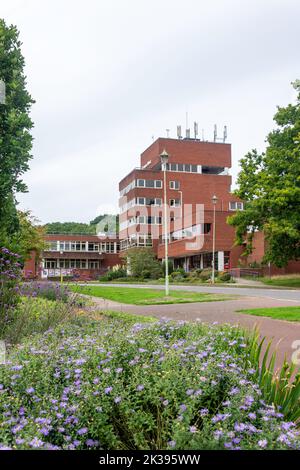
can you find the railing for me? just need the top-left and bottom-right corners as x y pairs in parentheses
(229, 267), (263, 278)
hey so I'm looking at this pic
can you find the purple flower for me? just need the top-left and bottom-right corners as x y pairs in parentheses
(29, 438), (44, 448)
(26, 387), (35, 394)
(114, 396), (122, 404)
(105, 386), (113, 394)
(258, 439), (268, 448)
(168, 440), (176, 448)
(136, 385), (144, 392)
(186, 389), (194, 396)
(77, 427), (88, 435)
(179, 404), (187, 412)
(189, 426), (197, 433)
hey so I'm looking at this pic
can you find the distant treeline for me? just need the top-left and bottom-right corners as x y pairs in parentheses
(45, 214), (119, 234)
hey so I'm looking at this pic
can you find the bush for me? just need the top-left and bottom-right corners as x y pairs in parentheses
(0, 247), (22, 334)
(124, 248), (162, 280)
(162, 260), (174, 276)
(218, 272), (232, 282)
(0, 318), (299, 450)
(3, 297), (73, 345)
(199, 268), (213, 281)
(100, 267), (127, 281)
(20, 281), (70, 303)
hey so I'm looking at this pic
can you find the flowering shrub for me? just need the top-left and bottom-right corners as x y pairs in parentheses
(0, 317), (299, 450)
(20, 281), (70, 303)
(0, 247), (22, 333)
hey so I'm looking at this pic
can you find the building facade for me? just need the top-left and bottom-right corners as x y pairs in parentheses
(24, 234), (120, 280)
(119, 137), (244, 271)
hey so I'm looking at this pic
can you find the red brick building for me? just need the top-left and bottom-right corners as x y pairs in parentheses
(119, 137), (244, 271)
(24, 234), (120, 280)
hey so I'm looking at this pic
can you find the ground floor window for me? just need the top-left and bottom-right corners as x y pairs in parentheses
(44, 259), (101, 270)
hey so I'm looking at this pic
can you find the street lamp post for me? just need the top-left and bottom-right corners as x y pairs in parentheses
(160, 149), (169, 296)
(211, 194), (218, 284)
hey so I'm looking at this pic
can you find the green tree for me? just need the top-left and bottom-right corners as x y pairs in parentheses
(45, 221), (96, 235)
(10, 211), (46, 262)
(228, 80), (300, 267)
(123, 247), (162, 279)
(0, 19), (34, 242)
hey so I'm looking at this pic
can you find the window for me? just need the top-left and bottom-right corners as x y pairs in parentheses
(169, 181), (180, 190)
(177, 163), (184, 171)
(45, 259), (56, 269)
(145, 180), (154, 188)
(137, 179), (145, 187)
(204, 223), (211, 234)
(202, 166), (225, 175)
(47, 241), (57, 251)
(191, 165), (197, 173)
(89, 261), (99, 269)
(170, 198), (180, 207)
(155, 180), (162, 188)
(229, 201), (244, 211)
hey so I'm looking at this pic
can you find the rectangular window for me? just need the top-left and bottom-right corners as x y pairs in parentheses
(229, 202), (244, 211)
(145, 180), (154, 188)
(177, 163), (184, 171)
(138, 197), (145, 205)
(155, 180), (162, 188)
(170, 199), (180, 207)
(137, 179), (145, 187)
(170, 163), (177, 171)
(204, 223), (211, 234)
(185, 164), (191, 172)
(169, 181), (180, 190)
(76, 242), (81, 251)
(191, 165), (198, 173)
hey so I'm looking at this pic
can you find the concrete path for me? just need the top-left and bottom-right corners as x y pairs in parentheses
(85, 292), (300, 368)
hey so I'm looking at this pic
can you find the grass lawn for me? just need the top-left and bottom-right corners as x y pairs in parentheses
(71, 285), (234, 305)
(237, 306), (300, 322)
(260, 276), (300, 288)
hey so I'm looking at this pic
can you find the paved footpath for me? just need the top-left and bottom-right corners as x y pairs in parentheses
(82, 283), (300, 368)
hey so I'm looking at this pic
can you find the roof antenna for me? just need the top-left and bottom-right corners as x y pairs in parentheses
(194, 122), (198, 140)
(177, 125), (182, 139)
(166, 128), (170, 138)
(223, 125), (228, 142)
(214, 124), (217, 142)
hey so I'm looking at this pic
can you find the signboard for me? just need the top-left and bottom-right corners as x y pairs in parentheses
(42, 269), (73, 279)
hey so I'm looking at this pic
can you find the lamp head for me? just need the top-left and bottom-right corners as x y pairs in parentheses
(212, 194), (218, 205)
(160, 149), (169, 166)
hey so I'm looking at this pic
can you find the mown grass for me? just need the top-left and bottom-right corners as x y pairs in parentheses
(237, 306), (300, 322)
(70, 285), (234, 305)
(260, 275), (300, 289)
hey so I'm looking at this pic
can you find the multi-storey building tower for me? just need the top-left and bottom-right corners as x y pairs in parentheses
(119, 137), (243, 271)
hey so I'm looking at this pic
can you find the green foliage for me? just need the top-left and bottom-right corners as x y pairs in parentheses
(246, 328), (300, 422)
(0, 19), (34, 242)
(2, 296), (73, 345)
(218, 272), (231, 282)
(199, 268), (213, 281)
(100, 266), (127, 281)
(0, 247), (22, 335)
(162, 260), (174, 276)
(8, 211), (45, 262)
(0, 318), (299, 449)
(44, 221), (96, 235)
(229, 81), (300, 267)
(124, 247), (163, 280)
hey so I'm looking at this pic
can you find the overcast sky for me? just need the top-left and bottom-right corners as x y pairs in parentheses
(1, 0), (300, 224)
